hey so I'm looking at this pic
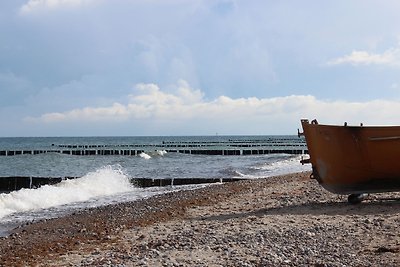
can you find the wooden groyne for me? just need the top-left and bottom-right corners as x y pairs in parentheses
(0, 138), (308, 156)
(0, 176), (73, 192)
(0, 176), (245, 192)
(0, 148), (308, 156)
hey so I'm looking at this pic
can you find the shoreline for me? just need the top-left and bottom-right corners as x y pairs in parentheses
(1, 172), (400, 266)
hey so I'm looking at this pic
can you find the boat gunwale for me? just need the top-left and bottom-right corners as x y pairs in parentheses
(303, 121), (400, 130)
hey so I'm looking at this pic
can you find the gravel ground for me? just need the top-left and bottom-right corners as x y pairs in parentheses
(0, 172), (400, 266)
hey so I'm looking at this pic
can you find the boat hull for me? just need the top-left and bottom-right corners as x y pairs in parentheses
(301, 119), (400, 194)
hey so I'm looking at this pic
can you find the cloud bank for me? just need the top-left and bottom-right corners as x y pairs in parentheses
(328, 43), (400, 66)
(25, 80), (400, 135)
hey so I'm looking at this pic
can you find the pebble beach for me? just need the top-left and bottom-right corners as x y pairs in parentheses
(1, 172), (399, 266)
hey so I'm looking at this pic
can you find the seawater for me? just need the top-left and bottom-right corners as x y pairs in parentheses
(0, 136), (310, 235)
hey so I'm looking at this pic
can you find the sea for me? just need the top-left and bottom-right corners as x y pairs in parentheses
(0, 135), (310, 235)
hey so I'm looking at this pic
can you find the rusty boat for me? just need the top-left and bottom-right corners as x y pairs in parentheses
(300, 119), (400, 203)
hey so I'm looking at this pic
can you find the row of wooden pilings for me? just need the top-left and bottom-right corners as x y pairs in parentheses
(0, 148), (308, 156)
(0, 176), (246, 192)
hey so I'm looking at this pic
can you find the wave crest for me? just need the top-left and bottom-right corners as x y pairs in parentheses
(0, 165), (133, 219)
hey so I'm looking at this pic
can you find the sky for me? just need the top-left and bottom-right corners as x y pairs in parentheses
(1, 0), (400, 136)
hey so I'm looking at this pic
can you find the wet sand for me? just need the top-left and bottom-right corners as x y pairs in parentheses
(0, 172), (400, 266)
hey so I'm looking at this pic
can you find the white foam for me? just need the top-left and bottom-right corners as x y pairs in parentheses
(139, 152), (152, 159)
(228, 170), (247, 178)
(0, 165), (133, 219)
(260, 155), (311, 176)
(156, 150), (167, 156)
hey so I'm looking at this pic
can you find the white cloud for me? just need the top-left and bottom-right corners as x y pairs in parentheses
(327, 45), (400, 66)
(25, 80), (400, 134)
(20, 0), (94, 14)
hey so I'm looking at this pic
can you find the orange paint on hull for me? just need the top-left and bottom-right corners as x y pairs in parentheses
(301, 119), (400, 194)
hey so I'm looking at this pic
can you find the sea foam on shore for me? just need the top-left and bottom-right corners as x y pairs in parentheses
(0, 165), (133, 220)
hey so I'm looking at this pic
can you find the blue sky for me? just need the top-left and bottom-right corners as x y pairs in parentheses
(1, 0), (400, 136)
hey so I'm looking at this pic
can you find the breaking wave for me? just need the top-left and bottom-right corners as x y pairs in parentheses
(0, 165), (133, 219)
(139, 152), (152, 159)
